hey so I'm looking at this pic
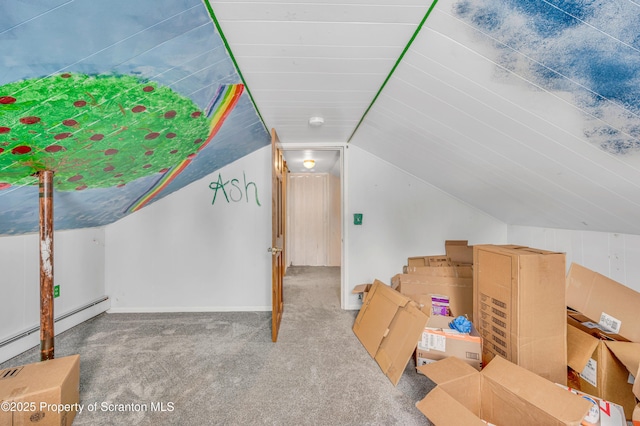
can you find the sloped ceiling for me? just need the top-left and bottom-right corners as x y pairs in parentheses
(3, 0), (640, 236)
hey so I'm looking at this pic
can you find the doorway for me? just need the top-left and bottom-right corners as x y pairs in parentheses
(282, 146), (346, 307)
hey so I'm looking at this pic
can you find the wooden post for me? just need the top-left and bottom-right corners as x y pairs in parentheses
(39, 170), (55, 361)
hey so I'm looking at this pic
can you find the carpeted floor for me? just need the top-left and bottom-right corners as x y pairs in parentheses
(1, 266), (434, 425)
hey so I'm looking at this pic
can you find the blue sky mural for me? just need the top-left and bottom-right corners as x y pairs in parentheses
(453, 0), (640, 155)
(0, 0), (269, 236)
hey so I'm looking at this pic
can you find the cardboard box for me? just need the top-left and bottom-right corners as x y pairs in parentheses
(352, 280), (429, 386)
(391, 273), (473, 318)
(473, 244), (567, 384)
(403, 264), (473, 278)
(351, 283), (372, 303)
(566, 320), (640, 419)
(407, 255), (452, 268)
(566, 263), (640, 420)
(0, 354), (80, 426)
(557, 384), (626, 426)
(445, 240), (473, 265)
(415, 315), (482, 370)
(566, 262), (640, 343)
(633, 404), (640, 426)
(415, 356), (591, 426)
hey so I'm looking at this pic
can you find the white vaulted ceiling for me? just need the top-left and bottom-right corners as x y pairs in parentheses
(3, 1), (640, 235)
(211, 0), (640, 234)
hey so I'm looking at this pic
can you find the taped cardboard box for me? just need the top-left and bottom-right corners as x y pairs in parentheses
(391, 273), (473, 318)
(415, 315), (482, 370)
(473, 244), (567, 385)
(352, 280), (429, 386)
(0, 354), (80, 426)
(415, 356), (591, 426)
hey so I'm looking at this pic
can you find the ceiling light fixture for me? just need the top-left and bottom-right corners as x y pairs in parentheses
(303, 159), (315, 169)
(308, 116), (324, 127)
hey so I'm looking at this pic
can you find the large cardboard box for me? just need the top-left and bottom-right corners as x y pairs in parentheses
(391, 273), (473, 318)
(567, 310), (640, 418)
(415, 315), (482, 370)
(0, 354), (80, 426)
(566, 263), (640, 420)
(473, 245), (567, 384)
(416, 356), (591, 425)
(352, 280), (429, 386)
(566, 262), (640, 343)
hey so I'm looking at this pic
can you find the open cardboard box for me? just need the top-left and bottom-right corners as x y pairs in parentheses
(0, 354), (80, 426)
(391, 273), (473, 318)
(352, 280), (429, 386)
(566, 263), (640, 419)
(416, 356), (591, 426)
(415, 315), (482, 370)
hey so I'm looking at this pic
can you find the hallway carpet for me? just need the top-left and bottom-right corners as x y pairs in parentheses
(1, 266), (434, 425)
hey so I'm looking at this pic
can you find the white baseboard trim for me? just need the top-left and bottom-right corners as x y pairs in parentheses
(107, 305), (271, 313)
(0, 297), (110, 364)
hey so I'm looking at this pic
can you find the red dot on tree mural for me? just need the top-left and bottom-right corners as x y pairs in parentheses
(143, 86), (154, 92)
(170, 149), (178, 154)
(144, 150), (153, 156)
(187, 153), (197, 160)
(103, 165), (115, 172)
(105, 148), (118, 155)
(117, 183), (126, 188)
(166, 132), (176, 139)
(12, 145), (31, 154)
(90, 134), (104, 141)
(164, 110), (176, 119)
(75, 185), (87, 191)
(159, 168), (169, 173)
(0, 182), (11, 190)
(73, 100), (87, 107)
(191, 111), (202, 118)
(114, 173), (123, 178)
(20, 116), (41, 125)
(54, 132), (72, 140)
(194, 138), (203, 145)
(68, 174), (83, 182)
(0, 96), (16, 104)
(63, 119), (78, 127)
(145, 132), (160, 140)
(0, 148), (4, 154)
(142, 164), (152, 169)
(132, 105), (146, 113)
(61, 73), (72, 79)
(45, 145), (65, 153)
(0, 127), (10, 134)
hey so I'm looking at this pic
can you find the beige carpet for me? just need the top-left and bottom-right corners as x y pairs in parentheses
(1, 266), (434, 425)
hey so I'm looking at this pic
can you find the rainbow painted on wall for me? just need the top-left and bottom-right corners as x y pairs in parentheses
(126, 83), (244, 213)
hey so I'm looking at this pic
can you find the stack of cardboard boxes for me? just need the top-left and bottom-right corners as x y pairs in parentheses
(353, 240), (640, 425)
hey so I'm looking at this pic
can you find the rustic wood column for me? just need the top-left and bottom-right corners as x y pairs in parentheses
(39, 170), (55, 361)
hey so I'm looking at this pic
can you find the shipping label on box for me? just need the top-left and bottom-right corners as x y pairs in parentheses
(415, 315), (482, 370)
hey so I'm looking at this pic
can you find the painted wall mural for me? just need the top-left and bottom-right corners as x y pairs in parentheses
(0, 1), (270, 236)
(453, 0), (640, 155)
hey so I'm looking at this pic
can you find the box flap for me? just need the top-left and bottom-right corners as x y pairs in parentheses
(567, 323), (600, 372)
(445, 240), (473, 264)
(604, 341), (640, 379)
(481, 356), (591, 424)
(416, 386), (487, 426)
(351, 284), (371, 294)
(566, 263), (640, 342)
(353, 280), (428, 386)
(417, 355), (479, 385)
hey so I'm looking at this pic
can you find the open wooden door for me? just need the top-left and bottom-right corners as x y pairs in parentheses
(270, 128), (285, 342)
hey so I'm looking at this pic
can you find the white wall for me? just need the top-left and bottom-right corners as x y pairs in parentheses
(105, 146), (272, 312)
(508, 225), (640, 293)
(343, 145), (507, 309)
(0, 227), (107, 362)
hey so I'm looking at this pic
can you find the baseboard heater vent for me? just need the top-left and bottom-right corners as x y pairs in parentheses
(0, 296), (109, 348)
